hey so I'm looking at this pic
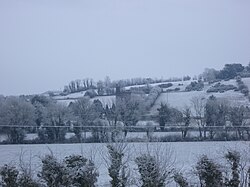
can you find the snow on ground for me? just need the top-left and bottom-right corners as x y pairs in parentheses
(56, 99), (75, 106)
(0, 135), (7, 142)
(242, 77), (250, 89)
(0, 142), (249, 186)
(90, 95), (116, 108)
(55, 96), (116, 107)
(124, 80), (193, 91)
(53, 91), (87, 100)
(151, 89), (250, 115)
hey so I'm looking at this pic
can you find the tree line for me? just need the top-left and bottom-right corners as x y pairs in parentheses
(0, 85), (162, 144)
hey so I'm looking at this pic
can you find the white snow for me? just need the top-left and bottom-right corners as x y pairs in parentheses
(151, 89), (250, 115)
(53, 91), (87, 100)
(90, 95), (116, 108)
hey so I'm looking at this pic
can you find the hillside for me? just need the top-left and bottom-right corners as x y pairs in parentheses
(150, 78), (250, 115)
(52, 77), (250, 117)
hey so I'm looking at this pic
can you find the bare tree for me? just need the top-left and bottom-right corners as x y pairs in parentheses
(182, 106), (191, 139)
(190, 96), (206, 138)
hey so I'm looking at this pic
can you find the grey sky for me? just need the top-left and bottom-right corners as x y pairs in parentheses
(0, 0), (250, 96)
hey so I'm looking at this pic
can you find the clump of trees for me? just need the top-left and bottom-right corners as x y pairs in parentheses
(0, 96), (36, 144)
(157, 103), (183, 130)
(202, 63), (250, 82)
(145, 86), (162, 110)
(156, 94), (250, 141)
(185, 80), (204, 91)
(39, 154), (99, 187)
(0, 153), (99, 187)
(207, 83), (237, 93)
(236, 76), (249, 96)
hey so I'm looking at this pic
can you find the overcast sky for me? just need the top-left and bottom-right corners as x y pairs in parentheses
(0, 0), (250, 96)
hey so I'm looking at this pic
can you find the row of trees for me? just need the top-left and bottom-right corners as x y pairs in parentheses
(1, 92), (250, 143)
(63, 75), (191, 95)
(202, 63), (250, 82)
(157, 95), (250, 140)
(0, 86), (153, 143)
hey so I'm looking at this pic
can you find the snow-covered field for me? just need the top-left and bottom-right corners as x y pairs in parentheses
(0, 142), (249, 186)
(90, 95), (116, 107)
(124, 80), (193, 92)
(243, 77), (250, 89)
(151, 89), (250, 115)
(56, 95), (116, 107)
(54, 78), (250, 112)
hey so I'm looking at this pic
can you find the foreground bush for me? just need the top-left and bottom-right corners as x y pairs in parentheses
(0, 164), (39, 187)
(39, 154), (98, 187)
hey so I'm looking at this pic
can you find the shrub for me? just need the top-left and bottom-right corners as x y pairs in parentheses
(18, 173), (40, 187)
(206, 83), (237, 93)
(0, 164), (19, 187)
(39, 154), (98, 187)
(195, 155), (223, 187)
(174, 172), (189, 187)
(158, 83), (173, 88)
(107, 144), (128, 187)
(185, 81), (204, 91)
(84, 89), (98, 98)
(39, 154), (69, 187)
(224, 150), (240, 187)
(145, 86), (162, 109)
(135, 145), (174, 187)
(135, 154), (166, 187)
(64, 155), (99, 187)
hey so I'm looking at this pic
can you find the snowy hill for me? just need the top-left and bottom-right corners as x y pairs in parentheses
(52, 78), (250, 116)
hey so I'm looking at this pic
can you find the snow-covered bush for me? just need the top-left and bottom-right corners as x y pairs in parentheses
(195, 155), (223, 187)
(39, 154), (99, 187)
(135, 154), (166, 187)
(64, 155), (99, 187)
(106, 144), (128, 187)
(0, 164), (19, 187)
(185, 81), (204, 91)
(174, 172), (189, 187)
(39, 154), (69, 187)
(135, 144), (175, 187)
(145, 86), (162, 109)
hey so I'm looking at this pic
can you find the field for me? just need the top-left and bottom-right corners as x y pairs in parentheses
(56, 95), (116, 107)
(0, 141), (249, 186)
(54, 78), (250, 116)
(150, 78), (250, 115)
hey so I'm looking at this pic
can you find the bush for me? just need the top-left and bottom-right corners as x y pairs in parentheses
(236, 78), (249, 96)
(84, 89), (98, 98)
(0, 164), (19, 187)
(135, 154), (166, 187)
(174, 173), (189, 187)
(39, 154), (69, 187)
(195, 155), (223, 187)
(166, 87), (180, 92)
(64, 155), (99, 187)
(224, 150), (240, 187)
(18, 173), (40, 187)
(185, 81), (204, 91)
(207, 83), (237, 93)
(158, 83), (173, 88)
(145, 86), (162, 109)
(39, 154), (98, 187)
(107, 144), (128, 187)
